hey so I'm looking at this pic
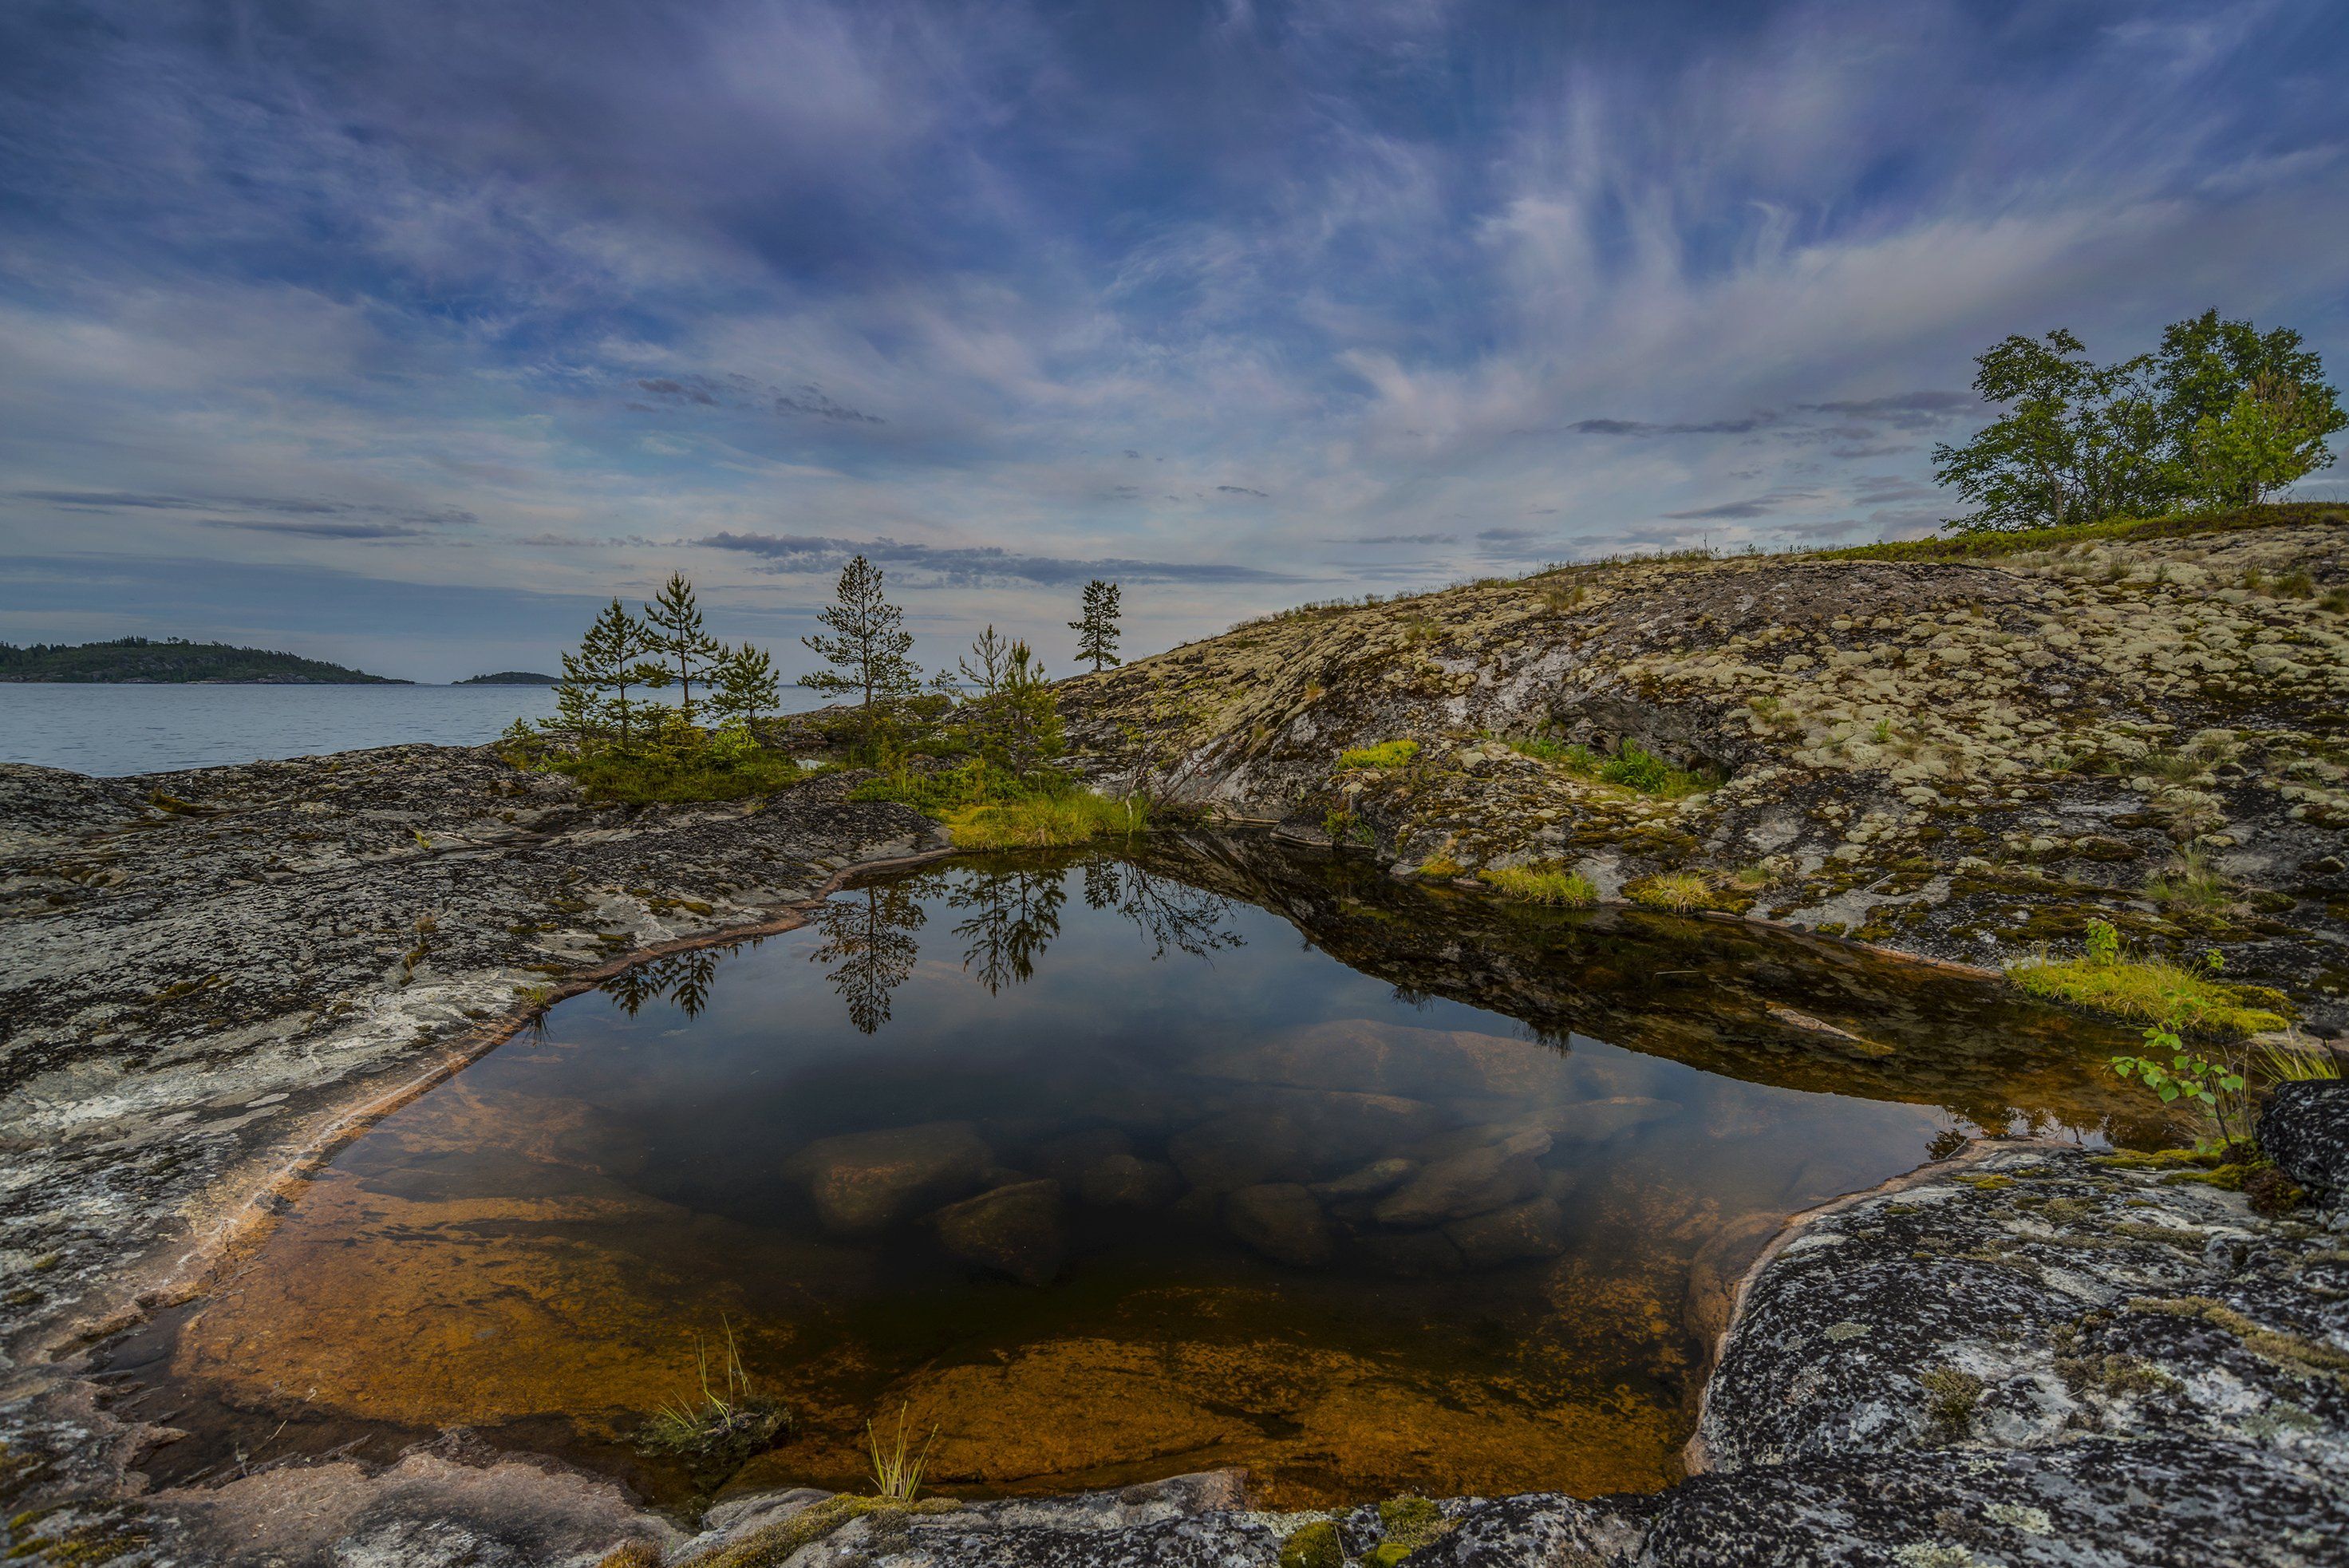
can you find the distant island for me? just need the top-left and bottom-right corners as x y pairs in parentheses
(0, 637), (410, 684)
(453, 670), (560, 685)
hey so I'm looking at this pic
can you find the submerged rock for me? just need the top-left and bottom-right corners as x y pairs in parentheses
(1374, 1137), (1547, 1227)
(930, 1179), (1068, 1287)
(796, 1121), (992, 1234)
(1165, 1087), (1445, 1192)
(1223, 1182), (1336, 1266)
(1077, 1152), (1183, 1211)
(1444, 1195), (1570, 1268)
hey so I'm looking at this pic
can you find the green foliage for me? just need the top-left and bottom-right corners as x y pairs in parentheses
(1368, 1496), (1452, 1564)
(541, 717), (808, 804)
(1510, 736), (1717, 796)
(1625, 871), (1719, 912)
(799, 555), (922, 758)
(0, 635), (407, 684)
(2011, 933), (2286, 1040)
(2143, 848), (2231, 914)
(2256, 1039), (2342, 1082)
(1478, 864), (1599, 907)
(637, 1317), (788, 1467)
(867, 1404), (938, 1502)
(709, 642), (781, 728)
(642, 571), (724, 718)
(1339, 738), (1414, 771)
(1934, 313), (2343, 532)
(945, 792), (1147, 850)
(1070, 578), (1123, 673)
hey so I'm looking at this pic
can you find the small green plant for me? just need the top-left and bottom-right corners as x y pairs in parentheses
(2084, 917), (2121, 966)
(1478, 864), (1599, 907)
(1336, 738), (1419, 771)
(2143, 847), (2231, 914)
(1415, 853), (1465, 879)
(2109, 950), (2257, 1147)
(867, 1403), (939, 1502)
(2255, 1037), (2342, 1082)
(638, 1317), (788, 1466)
(1365, 1496), (1452, 1565)
(2011, 927), (2286, 1040)
(1278, 1520), (1344, 1568)
(1625, 871), (1715, 912)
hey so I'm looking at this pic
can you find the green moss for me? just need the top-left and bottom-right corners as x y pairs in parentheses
(1478, 864), (1599, 907)
(1415, 853), (1465, 879)
(2126, 1297), (2349, 1376)
(1919, 1366), (1984, 1440)
(1336, 738), (1420, 771)
(677, 1496), (959, 1567)
(2008, 954), (2289, 1037)
(1367, 1496), (1451, 1564)
(942, 792), (1149, 850)
(1278, 1520), (1344, 1568)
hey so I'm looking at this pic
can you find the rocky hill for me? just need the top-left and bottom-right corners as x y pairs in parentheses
(1066, 504), (2349, 1035)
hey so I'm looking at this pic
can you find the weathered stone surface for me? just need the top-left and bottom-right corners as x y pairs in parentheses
(931, 1179), (1068, 1286)
(799, 1121), (992, 1234)
(2262, 1080), (2349, 1200)
(1224, 1183), (1336, 1266)
(1064, 506), (2349, 1039)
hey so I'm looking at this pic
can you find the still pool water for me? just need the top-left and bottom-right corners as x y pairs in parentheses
(109, 840), (2138, 1511)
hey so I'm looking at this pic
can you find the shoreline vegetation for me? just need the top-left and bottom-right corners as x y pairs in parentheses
(495, 563), (1159, 848)
(0, 635), (409, 684)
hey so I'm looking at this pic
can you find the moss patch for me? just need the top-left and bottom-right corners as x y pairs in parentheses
(2008, 955), (2289, 1037)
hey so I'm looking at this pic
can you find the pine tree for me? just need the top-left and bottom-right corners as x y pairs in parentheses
(557, 598), (657, 748)
(798, 555), (919, 753)
(642, 572), (724, 719)
(1069, 579), (1122, 673)
(710, 642), (780, 727)
(997, 639), (1064, 780)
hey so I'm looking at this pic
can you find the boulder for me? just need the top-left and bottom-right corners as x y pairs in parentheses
(1540, 1096), (1678, 1143)
(2260, 1079), (2349, 1202)
(930, 1179), (1067, 1287)
(1444, 1195), (1569, 1268)
(1031, 1126), (1134, 1183)
(1077, 1153), (1183, 1211)
(1167, 1088), (1444, 1192)
(1374, 1143), (1546, 1228)
(1224, 1183), (1336, 1266)
(796, 1121), (991, 1234)
(1310, 1156), (1418, 1201)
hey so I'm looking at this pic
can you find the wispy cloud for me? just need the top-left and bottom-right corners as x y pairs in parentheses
(696, 531), (1298, 587)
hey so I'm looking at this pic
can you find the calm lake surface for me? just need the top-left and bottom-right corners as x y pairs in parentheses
(0, 682), (823, 777)
(110, 840), (2138, 1512)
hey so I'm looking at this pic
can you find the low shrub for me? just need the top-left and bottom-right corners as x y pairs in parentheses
(1478, 865), (1599, 907)
(1510, 737), (1718, 797)
(547, 745), (807, 805)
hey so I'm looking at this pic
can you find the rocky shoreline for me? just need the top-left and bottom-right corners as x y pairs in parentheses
(3, 741), (2345, 1564)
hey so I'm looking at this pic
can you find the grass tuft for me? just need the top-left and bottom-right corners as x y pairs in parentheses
(868, 1404), (939, 1502)
(1336, 739), (1420, 771)
(1625, 871), (1719, 912)
(637, 1317), (788, 1467)
(2008, 953), (2288, 1038)
(942, 792), (1147, 850)
(1478, 864), (1599, 907)
(2142, 847), (2231, 914)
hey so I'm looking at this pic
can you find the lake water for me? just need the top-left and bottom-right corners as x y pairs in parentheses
(0, 683), (822, 777)
(107, 841), (2137, 1513)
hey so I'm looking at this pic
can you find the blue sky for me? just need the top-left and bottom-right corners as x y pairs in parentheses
(3, 0), (2346, 681)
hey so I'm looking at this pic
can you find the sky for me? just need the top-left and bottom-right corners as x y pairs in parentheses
(2, 1), (2346, 682)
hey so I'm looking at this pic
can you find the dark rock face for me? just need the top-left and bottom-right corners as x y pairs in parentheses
(2261, 1080), (2349, 1200)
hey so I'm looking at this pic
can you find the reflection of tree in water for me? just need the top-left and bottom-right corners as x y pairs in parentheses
(949, 867), (1067, 993)
(600, 949), (723, 1018)
(1083, 858), (1244, 962)
(809, 884), (926, 1034)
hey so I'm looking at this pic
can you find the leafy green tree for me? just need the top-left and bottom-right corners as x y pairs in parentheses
(709, 642), (780, 728)
(799, 555), (920, 756)
(642, 572), (724, 718)
(1069, 579), (1123, 672)
(1936, 313), (2343, 531)
(1932, 330), (2169, 531)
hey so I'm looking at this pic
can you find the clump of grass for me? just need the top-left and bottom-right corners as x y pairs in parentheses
(2256, 1038), (2342, 1082)
(1478, 864), (1599, 907)
(1517, 737), (1719, 797)
(944, 792), (1147, 850)
(551, 745), (807, 805)
(1918, 1366), (1983, 1442)
(1625, 871), (1716, 912)
(2143, 847), (2231, 914)
(1415, 854), (1464, 879)
(2008, 947), (2288, 1038)
(1336, 739), (1420, 771)
(638, 1318), (788, 1467)
(595, 1543), (662, 1568)
(867, 1403), (939, 1502)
